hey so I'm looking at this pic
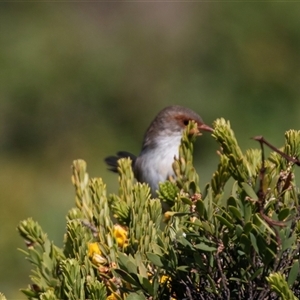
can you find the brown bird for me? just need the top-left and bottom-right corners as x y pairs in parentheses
(105, 105), (213, 196)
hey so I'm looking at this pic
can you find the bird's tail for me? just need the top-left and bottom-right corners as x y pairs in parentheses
(104, 151), (136, 173)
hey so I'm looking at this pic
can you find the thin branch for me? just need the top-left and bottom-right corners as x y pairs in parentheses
(216, 250), (230, 300)
(252, 136), (300, 166)
(254, 136), (285, 251)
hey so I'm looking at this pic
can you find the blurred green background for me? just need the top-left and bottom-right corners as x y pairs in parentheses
(1, 3), (300, 298)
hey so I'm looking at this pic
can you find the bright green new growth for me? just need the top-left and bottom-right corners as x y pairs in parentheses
(14, 119), (300, 299)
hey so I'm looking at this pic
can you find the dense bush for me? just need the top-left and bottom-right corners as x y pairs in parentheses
(10, 120), (300, 299)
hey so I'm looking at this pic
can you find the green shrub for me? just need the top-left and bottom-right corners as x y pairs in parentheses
(15, 120), (300, 299)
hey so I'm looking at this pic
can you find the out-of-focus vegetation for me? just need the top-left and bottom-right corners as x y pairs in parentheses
(0, 4), (299, 299)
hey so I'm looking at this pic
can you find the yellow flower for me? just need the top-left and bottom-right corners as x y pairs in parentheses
(160, 275), (172, 289)
(113, 225), (128, 248)
(160, 275), (170, 284)
(106, 293), (118, 300)
(148, 273), (172, 289)
(88, 242), (107, 265)
(88, 242), (101, 257)
(163, 211), (174, 222)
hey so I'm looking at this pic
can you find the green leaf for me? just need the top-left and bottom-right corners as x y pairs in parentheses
(263, 246), (276, 265)
(146, 253), (164, 267)
(194, 243), (216, 252)
(215, 215), (234, 230)
(196, 200), (206, 217)
(250, 232), (259, 254)
(206, 274), (217, 294)
(113, 269), (140, 287)
(137, 262), (148, 279)
(180, 196), (193, 205)
(126, 293), (147, 300)
(126, 260), (138, 274)
(227, 196), (238, 210)
(288, 260), (299, 286)
(249, 267), (263, 280)
(177, 265), (189, 272)
(228, 205), (242, 220)
(282, 234), (296, 252)
(118, 252), (131, 269)
(20, 289), (38, 298)
(231, 181), (239, 198)
(235, 224), (243, 237)
(278, 208), (290, 221)
(254, 214), (276, 236)
(242, 183), (258, 200)
(177, 235), (194, 248)
(138, 275), (153, 295)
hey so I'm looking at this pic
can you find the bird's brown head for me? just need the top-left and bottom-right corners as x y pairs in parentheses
(143, 105), (213, 148)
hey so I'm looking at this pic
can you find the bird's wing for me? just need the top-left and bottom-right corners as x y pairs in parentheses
(104, 151), (137, 173)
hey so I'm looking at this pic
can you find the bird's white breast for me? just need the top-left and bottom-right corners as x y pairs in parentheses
(136, 133), (182, 195)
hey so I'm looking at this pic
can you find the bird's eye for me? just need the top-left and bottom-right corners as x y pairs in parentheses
(183, 119), (189, 126)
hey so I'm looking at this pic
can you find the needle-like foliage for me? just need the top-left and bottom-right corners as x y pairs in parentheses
(12, 120), (300, 300)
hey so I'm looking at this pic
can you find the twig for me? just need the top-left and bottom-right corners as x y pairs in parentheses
(81, 219), (99, 237)
(252, 136), (300, 166)
(216, 242), (230, 300)
(254, 137), (285, 251)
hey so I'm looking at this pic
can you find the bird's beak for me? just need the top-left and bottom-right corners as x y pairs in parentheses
(198, 123), (214, 133)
